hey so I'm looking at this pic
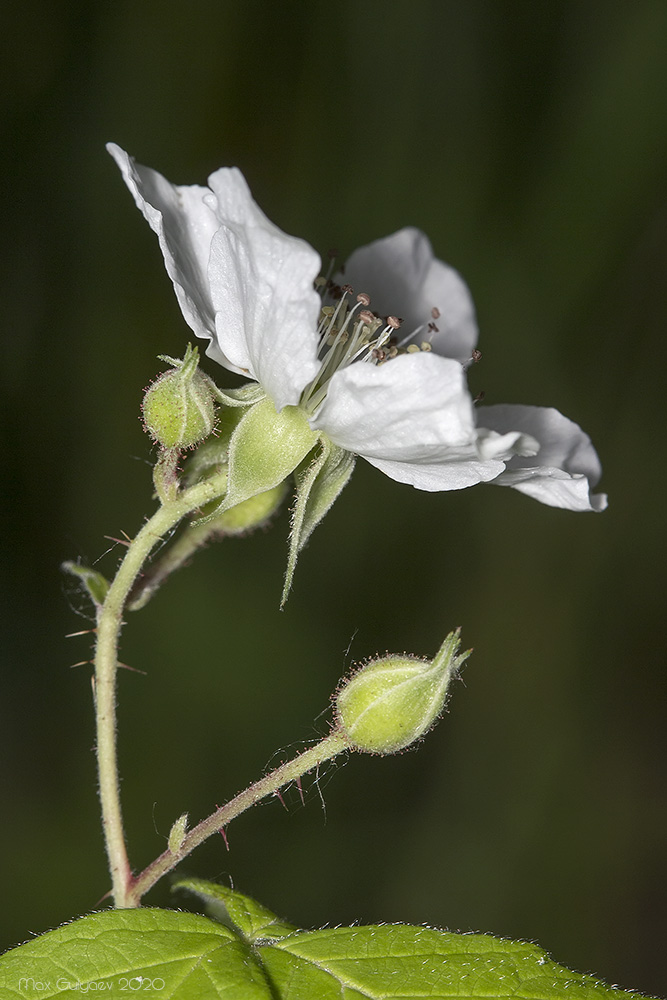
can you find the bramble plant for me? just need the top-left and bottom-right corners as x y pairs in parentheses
(3, 146), (648, 1000)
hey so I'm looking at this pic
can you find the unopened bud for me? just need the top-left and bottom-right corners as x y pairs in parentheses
(142, 345), (216, 449)
(210, 482), (287, 535)
(168, 812), (188, 854)
(335, 630), (470, 754)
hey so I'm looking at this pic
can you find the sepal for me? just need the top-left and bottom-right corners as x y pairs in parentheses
(184, 406), (246, 490)
(210, 382), (266, 408)
(281, 438), (355, 606)
(202, 397), (318, 523)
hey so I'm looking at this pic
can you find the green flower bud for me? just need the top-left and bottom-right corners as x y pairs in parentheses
(211, 482), (287, 535)
(168, 812), (188, 854)
(335, 630), (470, 754)
(142, 345), (216, 449)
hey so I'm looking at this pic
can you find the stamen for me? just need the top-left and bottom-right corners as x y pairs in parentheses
(463, 348), (482, 371)
(362, 317), (401, 362)
(395, 321), (426, 350)
(317, 289), (351, 347)
(322, 296), (368, 357)
(304, 273), (445, 414)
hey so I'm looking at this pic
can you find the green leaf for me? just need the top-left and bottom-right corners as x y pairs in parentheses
(174, 878), (297, 940)
(282, 437), (355, 605)
(61, 560), (109, 606)
(0, 908), (272, 999)
(260, 924), (641, 1000)
(1, 892), (653, 1000)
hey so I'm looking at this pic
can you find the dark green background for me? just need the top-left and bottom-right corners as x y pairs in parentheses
(2, 1), (666, 995)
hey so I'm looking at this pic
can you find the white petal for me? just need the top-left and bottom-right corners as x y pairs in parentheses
(479, 404), (608, 511)
(206, 169), (322, 410)
(341, 228), (478, 362)
(364, 453), (507, 491)
(313, 352), (506, 490)
(107, 144), (241, 374)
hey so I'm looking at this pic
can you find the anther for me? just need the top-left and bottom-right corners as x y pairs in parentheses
(359, 309), (375, 325)
(356, 292), (371, 306)
(431, 307), (441, 319)
(387, 316), (401, 329)
(472, 349), (482, 362)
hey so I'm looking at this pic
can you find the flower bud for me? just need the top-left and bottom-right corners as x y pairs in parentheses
(210, 482), (287, 535)
(168, 812), (188, 854)
(335, 630), (470, 754)
(142, 345), (216, 449)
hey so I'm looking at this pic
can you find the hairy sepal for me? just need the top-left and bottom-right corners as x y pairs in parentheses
(282, 438), (355, 606)
(202, 397), (318, 523)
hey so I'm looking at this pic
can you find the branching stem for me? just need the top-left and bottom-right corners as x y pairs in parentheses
(94, 470), (229, 908)
(127, 730), (349, 907)
(128, 519), (220, 611)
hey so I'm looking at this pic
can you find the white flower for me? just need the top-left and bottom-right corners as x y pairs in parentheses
(107, 143), (606, 513)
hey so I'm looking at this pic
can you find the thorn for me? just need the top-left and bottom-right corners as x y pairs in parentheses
(219, 826), (230, 851)
(274, 789), (288, 811)
(90, 675), (97, 707)
(94, 888), (113, 907)
(69, 660), (92, 669)
(294, 775), (305, 806)
(104, 535), (132, 548)
(65, 629), (96, 638)
(118, 663), (147, 676)
(120, 529), (133, 542)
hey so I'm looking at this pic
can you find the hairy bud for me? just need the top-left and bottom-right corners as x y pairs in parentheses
(142, 345), (216, 449)
(335, 630), (470, 754)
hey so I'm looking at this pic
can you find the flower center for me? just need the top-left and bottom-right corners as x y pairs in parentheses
(300, 278), (434, 414)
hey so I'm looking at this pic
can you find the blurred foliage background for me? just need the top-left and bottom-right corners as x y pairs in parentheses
(2, 0), (667, 994)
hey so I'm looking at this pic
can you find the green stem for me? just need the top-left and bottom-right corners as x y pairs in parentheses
(128, 519), (220, 612)
(127, 730), (349, 907)
(94, 470), (229, 908)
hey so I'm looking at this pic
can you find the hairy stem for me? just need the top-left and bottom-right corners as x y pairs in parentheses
(127, 730), (350, 906)
(128, 519), (220, 611)
(94, 470), (229, 908)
